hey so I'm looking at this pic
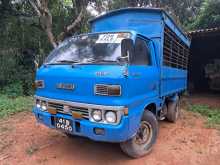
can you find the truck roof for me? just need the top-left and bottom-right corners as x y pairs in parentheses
(89, 8), (190, 47)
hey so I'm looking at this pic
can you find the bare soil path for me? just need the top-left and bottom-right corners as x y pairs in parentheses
(189, 93), (220, 108)
(0, 98), (220, 165)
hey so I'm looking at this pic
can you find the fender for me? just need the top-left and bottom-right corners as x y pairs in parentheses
(127, 96), (162, 138)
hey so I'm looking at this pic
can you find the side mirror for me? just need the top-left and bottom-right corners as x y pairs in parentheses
(34, 60), (39, 70)
(120, 38), (134, 62)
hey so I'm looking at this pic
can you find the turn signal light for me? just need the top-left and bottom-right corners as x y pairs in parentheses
(95, 84), (121, 96)
(94, 128), (105, 135)
(48, 108), (57, 115)
(123, 107), (129, 116)
(108, 85), (121, 96)
(34, 80), (44, 89)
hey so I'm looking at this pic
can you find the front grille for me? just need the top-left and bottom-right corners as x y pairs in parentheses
(48, 102), (89, 120)
(69, 106), (89, 119)
(48, 102), (63, 111)
(95, 84), (108, 95)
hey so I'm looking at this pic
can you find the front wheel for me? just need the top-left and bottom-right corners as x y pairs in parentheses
(120, 110), (158, 158)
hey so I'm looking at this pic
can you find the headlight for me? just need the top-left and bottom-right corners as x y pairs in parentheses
(35, 99), (47, 111)
(36, 99), (41, 108)
(91, 110), (102, 122)
(105, 111), (117, 123)
(41, 101), (47, 111)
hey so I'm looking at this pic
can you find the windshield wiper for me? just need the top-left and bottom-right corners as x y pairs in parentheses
(57, 60), (80, 63)
(90, 59), (121, 64)
(45, 60), (80, 65)
(45, 59), (122, 66)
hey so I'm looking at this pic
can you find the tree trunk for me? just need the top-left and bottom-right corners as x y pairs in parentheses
(29, 0), (85, 48)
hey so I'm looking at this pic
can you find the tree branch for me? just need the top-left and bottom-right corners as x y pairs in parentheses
(57, 9), (84, 42)
(28, 0), (41, 17)
(28, 0), (86, 47)
(28, 0), (57, 48)
(66, 9), (84, 32)
(35, 0), (42, 8)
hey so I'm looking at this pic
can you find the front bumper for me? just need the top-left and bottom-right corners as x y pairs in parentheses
(33, 106), (134, 142)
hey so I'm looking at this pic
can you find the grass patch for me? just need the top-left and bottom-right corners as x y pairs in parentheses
(188, 104), (220, 129)
(0, 94), (33, 119)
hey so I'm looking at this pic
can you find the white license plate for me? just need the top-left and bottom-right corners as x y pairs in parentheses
(55, 117), (73, 132)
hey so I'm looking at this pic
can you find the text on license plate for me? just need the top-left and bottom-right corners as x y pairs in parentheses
(56, 117), (73, 132)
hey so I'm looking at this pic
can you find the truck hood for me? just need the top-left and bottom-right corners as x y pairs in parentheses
(35, 64), (128, 105)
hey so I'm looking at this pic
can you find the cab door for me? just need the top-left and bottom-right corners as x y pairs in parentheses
(128, 36), (160, 100)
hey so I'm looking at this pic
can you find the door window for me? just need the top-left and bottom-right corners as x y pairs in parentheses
(131, 37), (151, 65)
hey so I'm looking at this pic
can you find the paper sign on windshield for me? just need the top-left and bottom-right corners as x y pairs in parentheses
(96, 33), (131, 44)
(96, 34), (118, 43)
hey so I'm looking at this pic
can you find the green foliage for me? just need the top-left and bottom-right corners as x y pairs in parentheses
(0, 54), (18, 86)
(1, 82), (24, 98)
(188, 0), (220, 29)
(0, 1), (50, 96)
(188, 104), (220, 129)
(0, 51), (36, 96)
(0, 94), (33, 118)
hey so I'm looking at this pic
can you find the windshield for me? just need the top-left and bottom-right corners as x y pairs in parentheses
(45, 32), (131, 65)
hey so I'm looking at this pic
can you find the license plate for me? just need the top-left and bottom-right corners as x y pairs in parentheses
(55, 117), (73, 132)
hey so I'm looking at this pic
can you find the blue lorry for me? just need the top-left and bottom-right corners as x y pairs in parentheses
(33, 8), (190, 158)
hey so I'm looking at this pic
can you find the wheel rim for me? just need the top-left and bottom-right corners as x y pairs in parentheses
(134, 121), (153, 145)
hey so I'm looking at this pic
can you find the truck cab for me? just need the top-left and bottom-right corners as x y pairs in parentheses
(33, 8), (190, 158)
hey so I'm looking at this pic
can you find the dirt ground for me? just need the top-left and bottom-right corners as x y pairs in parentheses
(189, 93), (220, 108)
(0, 96), (220, 165)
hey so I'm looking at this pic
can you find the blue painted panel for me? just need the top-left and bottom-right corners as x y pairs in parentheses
(36, 64), (160, 107)
(36, 65), (129, 106)
(160, 66), (187, 96)
(90, 8), (190, 46)
(91, 11), (163, 39)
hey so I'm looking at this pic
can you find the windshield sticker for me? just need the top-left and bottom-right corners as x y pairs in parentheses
(96, 34), (119, 43)
(115, 37), (124, 43)
(117, 33), (130, 38)
(81, 35), (88, 40)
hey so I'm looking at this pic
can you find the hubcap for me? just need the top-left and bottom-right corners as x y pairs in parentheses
(134, 121), (153, 145)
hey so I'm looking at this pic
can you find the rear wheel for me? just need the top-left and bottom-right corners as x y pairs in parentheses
(166, 96), (180, 123)
(120, 110), (158, 158)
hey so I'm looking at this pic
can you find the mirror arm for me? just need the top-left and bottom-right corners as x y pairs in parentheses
(34, 60), (39, 70)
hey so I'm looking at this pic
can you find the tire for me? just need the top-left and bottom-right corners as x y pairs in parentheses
(166, 96), (180, 123)
(120, 110), (159, 158)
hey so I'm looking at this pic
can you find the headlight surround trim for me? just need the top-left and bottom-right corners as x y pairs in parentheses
(91, 109), (102, 122)
(41, 101), (47, 111)
(36, 99), (41, 108)
(89, 108), (124, 125)
(105, 111), (117, 123)
(35, 99), (47, 111)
